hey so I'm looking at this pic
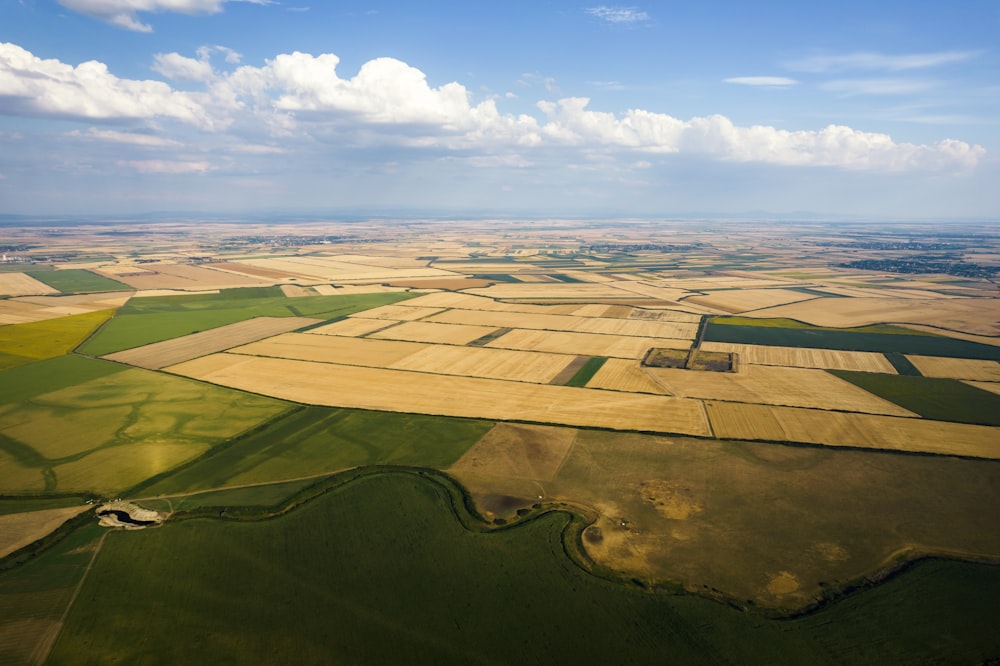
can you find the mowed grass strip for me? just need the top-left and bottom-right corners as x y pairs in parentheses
(44, 471), (1000, 665)
(26, 269), (130, 294)
(79, 289), (415, 356)
(564, 356), (608, 387)
(0, 309), (114, 370)
(705, 317), (1000, 360)
(828, 371), (1000, 426)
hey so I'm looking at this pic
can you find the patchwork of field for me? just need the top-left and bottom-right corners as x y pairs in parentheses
(425, 308), (698, 339)
(645, 365), (915, 415)
(235, 256), (459, 283)
(0, 292), (130, 325)
(94, 263), (270, 291)
(369, 320), (503, 345)
(0, 273), (58, 297)
(905, 355), (1000, 381)
(700, 342), (897, 373)
(166, 353), (713, 436)
(102, 317), (321, 369)
(487, 328), (690, 358)
(309, 317), (396, 337)
(705, 402), (1000, 458)
(0, 309), (114, 370)
(684, 289), (818, 313)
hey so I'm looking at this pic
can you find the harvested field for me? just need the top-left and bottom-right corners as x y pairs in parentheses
(897, 324), (1000, 347)
(383, 278), (495, 290)
(279, 285), (317, 297)
(426, 309), (698, 340)
(312, 284), (408, 295)
(95, 264), (269, 291)
(388, 345), (576, 383)
(967, 381), (1000, 396)
(700, 342), (898, 373)
(685, 289), (817, 313)
(585, 358), (668, 394)
(0, 273), (58, 297)
(487, 328), (689, 359)
(368, 320), (500, 345)
(356, 303), (445, 321)
(167, 353), (712, 436)
(0, 505), (91, 558)
(308, 317), (397, 337)
(209, 262), (311, 280)
(238, 257), (457, 282)
(646, 365), (916, 415)
(449, 423), (576, 481)
(705, 401), (1000, 458)
(233, 333), (425, 367)
(747, 297), (1000, 336)
(466, 283), (647, 300)
(905, 356), (1000, 381)
(103, 317), (321, 369)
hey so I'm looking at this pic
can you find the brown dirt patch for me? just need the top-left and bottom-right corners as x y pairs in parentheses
(635, 480), (702, 520)
(449, 423), (577, 481)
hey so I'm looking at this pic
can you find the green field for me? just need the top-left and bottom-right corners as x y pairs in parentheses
(564, 356), (607, 387)
(0, 355), (126, 405)
(883, 351), (922, 376)
(138, 406), (494, 496)
(705, 317), (1000, 360)
(78, 289), (415, 356)
(0, 309), (114, 370)
(40, 471), (1000, 664)
(0, 367), (291, 495)
(828, 371), (1000, 426)
(25, 269), (130, 293)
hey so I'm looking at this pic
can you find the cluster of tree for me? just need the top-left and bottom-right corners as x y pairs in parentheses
(840, 258), (997, 278)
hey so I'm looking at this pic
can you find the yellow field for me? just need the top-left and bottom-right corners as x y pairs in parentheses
(904, 355), (1000, 381)
(279, 285), (317, 297)
(684, 289), (817, 313)
(0, 273), (58, 297)
(237, 256), (457, 282)
(700, 342), (897, 373)
(584, 358), (668, 394)
(487, 328), (689, 358)
(168, 353), (713, 436)
(747, 297), (1000, 336)
(368, 320), (499, 345)
(103, 317), (321, 369)
(388, 345), (574, 383)
(426, 308), (697, 340)
(0, 293), (130, 325)
(466, 282), (646, 300)
(646, 365), (915, 415)
(308, 317), (396, 337)
(233, 333), (425, 367)
(896, 324), (1000, 347)
(705, 401), (1000, 458)
(966, 381), (1000, 396)
(95, 263), (269, 290)
(355, 303), (445, 321)
(0, 506), (92, 558)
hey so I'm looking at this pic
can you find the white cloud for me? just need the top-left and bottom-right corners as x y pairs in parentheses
(57, 0), (271, 32)
(0, 42), (214, 127)
(820, 78), (936, 97)
(153, 52), (215, 82)
(586, 6), (650, 24)
(67, 127), (182, 147)
(724, 76), (798, 87)
(788, 50), (979, 73)
(118, 159), (212, 174)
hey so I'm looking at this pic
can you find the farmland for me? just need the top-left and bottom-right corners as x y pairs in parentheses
(25, 269), (130, 294)
(0, 218), (999, 663)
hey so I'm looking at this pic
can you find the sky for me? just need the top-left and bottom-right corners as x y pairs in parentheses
(1, 1), (998, 219)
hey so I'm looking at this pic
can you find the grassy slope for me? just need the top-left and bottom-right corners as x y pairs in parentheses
(47, 471), (1000, 665)
(78, 290), (415, 356)
(828, 370), (1000, 426)
(25, 269), (130, 293)
(0, 309), (114, 370)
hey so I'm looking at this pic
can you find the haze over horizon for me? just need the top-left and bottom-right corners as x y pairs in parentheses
(1, 1), (998, 218)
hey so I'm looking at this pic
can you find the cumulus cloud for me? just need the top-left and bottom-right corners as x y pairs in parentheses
(58, 0), (271, 32)
(153, 52), (215, 82)
(586, 6), (650, 24)
(724, 76), (798, 87)
(67, 127), (182, 147)
(0, 42), (214, 127)
(788, 50), (979, 73)
(0, 43), (984, 172)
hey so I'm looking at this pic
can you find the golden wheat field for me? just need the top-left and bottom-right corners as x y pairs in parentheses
(584, 358), (668, 394)
(684, 288), (818, 313)
(486, 328), (689, 358)
(904, 355), (1000, 381)
(367, 320), (500, 345)
(0, 273), (58, 297)
(309, 317), (400, 337)
(704, 401), (1000, 458)
(387, 345), (575, 383)
(166, 353), (713, 435)
(0, 506), (92, 559)
(700, 342), (897, 373)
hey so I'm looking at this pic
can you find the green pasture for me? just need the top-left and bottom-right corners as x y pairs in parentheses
(828, 371), (1000, 426)
(0, 495), (91, 516)
(454, 429), (1000, 609)
(705, 317), (1000, 360)
(138, 406), (493, 496)
(0, 367), (291, 495)
(0, 355), (126, 405)
(0, 309), (114, 370)
(78, 289), (415, 355)
(25, 269), (130, 293)
(42, 471), (1000, 664)
(882, 352), (922, 376)
(565, 356), (607, 386)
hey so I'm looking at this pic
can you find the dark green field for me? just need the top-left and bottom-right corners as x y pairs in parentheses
(883, 351), (923, 376)
(829, 371), (1000, 426)
(705, 317), (1000, 360)
(0, 355), (126, 405)
(564, 356), (607, 386)
(137, 406), (494, 496)
(25, 269), (130, 293)
(78, 289), (416, 356)
(44, 471), (1000, 664)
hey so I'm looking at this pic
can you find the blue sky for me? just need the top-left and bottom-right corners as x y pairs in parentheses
(1, 1), (998, 218)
